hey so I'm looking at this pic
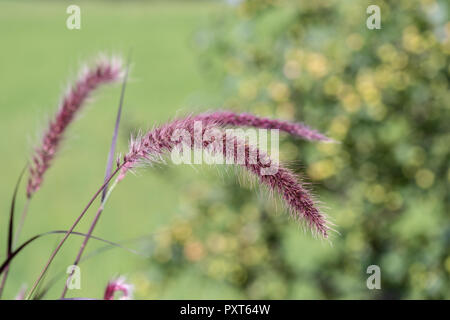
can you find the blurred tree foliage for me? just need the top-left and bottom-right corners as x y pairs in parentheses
(138, 0), (449, 299)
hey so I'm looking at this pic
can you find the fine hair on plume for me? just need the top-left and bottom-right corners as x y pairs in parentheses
(117, 115), (332, 238)
(27, 55), (124, 198)
(193, 110), (335, 143)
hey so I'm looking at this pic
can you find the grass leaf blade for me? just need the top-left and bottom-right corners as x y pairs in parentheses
(102, 51), (132, 202)
(7, 164), (27, 256)
(0, 229), (141, 276)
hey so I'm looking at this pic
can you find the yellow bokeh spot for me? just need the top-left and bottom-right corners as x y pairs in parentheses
(268, 81), (290, 102)
(238, 80), (258, 100)
(225, 58), (243, 75)
(242, 246), (267, 266)
(377, 43), (398, 63)
(154, 246), (172, 263)
(306, 53), (328, 78)
(276, 102), (295, 119)
(390, 71), (410, 91)
(386, 192), (404, 211)
(283, 59), (301, 79)
(131, 273), (153, 297)
(342, 92), (361, 113)
(366, 103), (387, 121)
(156, 230), (172, 248)
(172, 223), (192, 242)
(254, 103), (273, 117)
(317, 143), (339, 156)
(394, 52), (409, 69)
(308, 159), (336, 180)
(207, 258), (230, 279)
(444, 22), (450, 45)
(356, 71), (381, 104)
(420, 0), (436, 6)
(323, 76), (343, 96)
(365, 184), (386, 204)
(445, 256), (450, 273)
(184, 241), (205, 262)
(407, 146), (426, 167)
(284, 48), (304, 63)
(377, 44), (409, 70)
(329, 116), (350, 139)
(374, 67), (391, 89)
(409, 263), (427, 289)
(338, 209), (357, 228)
(415, 169), (435, 189)
(346, 33), (364, 51)
(403, 26), (425, 53)
(207, 233), (227, 254)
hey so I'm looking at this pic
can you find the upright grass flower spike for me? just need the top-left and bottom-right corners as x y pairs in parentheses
(26, 56), (124, 198)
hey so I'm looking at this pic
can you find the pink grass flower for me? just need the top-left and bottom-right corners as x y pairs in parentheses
(118, 115), (330, 238)
(27, 57), (124, 198)
(104, 276), (133, 300)
(193, 110), (334, 142)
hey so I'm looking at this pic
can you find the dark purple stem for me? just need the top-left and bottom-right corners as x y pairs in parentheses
(26, 165), (123, 299)
(60, 206), (104, 298)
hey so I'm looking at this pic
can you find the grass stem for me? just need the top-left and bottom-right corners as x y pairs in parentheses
(26, 165), (122, 300)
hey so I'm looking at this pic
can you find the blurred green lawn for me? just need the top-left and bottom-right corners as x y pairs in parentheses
(0, 0), (234, 299)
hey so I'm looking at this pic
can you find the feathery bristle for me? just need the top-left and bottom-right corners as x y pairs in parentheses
(193, 110), (334, 142)
(104, 276), (133, 300)
(119, 115), (330, 238)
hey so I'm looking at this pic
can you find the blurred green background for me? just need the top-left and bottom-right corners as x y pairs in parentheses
(0, 0), (448, 299)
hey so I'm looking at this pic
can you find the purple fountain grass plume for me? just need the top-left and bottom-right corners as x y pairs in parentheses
(118, 115), (330, 238)
(26, 56), (124, 198)
(193, 110), (334, 142)
(104, 276), (133, 300)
